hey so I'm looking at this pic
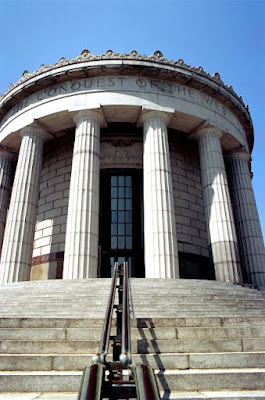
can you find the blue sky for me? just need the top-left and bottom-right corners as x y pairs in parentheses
(0, 0), (264, 239)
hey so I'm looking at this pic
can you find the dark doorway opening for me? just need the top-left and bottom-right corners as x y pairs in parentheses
(99, 169), (144, 278)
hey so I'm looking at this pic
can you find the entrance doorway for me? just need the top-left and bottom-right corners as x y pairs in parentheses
(99, 169), (144, 277)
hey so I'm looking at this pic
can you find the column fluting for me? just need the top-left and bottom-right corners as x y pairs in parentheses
(0, 128), (45, 283)
(0, 151), (13, 256)
(226, 150), (265, 286)
(63, 110), (102, 279)
(143, 111), (179, 278)
(196, 127), (242, 283)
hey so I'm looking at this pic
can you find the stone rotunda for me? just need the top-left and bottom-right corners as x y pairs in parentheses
(0, 49), (264, 287)
(1, 50), (265, 400)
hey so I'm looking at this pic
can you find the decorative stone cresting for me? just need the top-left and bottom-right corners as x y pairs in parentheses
(0, 50), (249, 111)
(0, 127), (45, 283)
(0, 151), (13, 255)
(143, 111), (179, 278)
(63, 110), (102, 279)
(227, 150), (265, 286)
(196, 127), (242, 283)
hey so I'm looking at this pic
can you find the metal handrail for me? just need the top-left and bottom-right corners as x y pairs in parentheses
(92, 262), (119, 365)
(78, 261), (161, 400)
(120, 261), (131, 367)
(134, 364), (161, 400)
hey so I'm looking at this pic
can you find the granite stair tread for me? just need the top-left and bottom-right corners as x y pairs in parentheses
(0, 395), (265, 400)
(0, 279), (265, 398)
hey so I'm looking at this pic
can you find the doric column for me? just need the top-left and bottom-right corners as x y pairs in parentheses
(195, 126), (242, 283)
(0, 150), (13, 256)
(0, 127), (45, 284)
(63, 110), (102, 279)
(226, 149), (265, 286)
(142, 111), (179, 278)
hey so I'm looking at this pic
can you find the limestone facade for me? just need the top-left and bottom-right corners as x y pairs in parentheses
(0, 50), (264, 286)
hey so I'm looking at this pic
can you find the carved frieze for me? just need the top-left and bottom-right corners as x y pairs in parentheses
(100, 140), (143, 168)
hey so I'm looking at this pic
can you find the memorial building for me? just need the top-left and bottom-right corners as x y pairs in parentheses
(0, 49), (264, 287)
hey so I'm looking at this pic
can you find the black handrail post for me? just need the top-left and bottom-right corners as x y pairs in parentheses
(113, 263), (123, 362)
(92, 262), (119, 365)
(120, 261), (131, 368)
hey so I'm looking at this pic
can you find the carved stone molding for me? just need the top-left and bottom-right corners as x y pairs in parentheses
(0, 50), (248, 110)
(100, 140), (143, 168)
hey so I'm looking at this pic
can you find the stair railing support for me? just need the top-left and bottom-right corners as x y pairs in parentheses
(78, 261), (161, 400)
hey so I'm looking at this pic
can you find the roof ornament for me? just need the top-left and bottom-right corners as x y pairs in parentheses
(213, 72), (221, 80)
(153, 50), (164, 58)
(81, 49), (91, 56)
(176, 58), (184, 66)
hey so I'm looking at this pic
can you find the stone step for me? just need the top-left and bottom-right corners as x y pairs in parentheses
(1, 392), (265, 400)
(1, 391), (265, 400)
(166, 391), (265, 400)
(0, 318), (107, 328)
(4, 300), (263, 307)
(0, 395), (78, 400)
(1, 337), (263, 354)
(1, 279), (265, 320)
(2, 316), (265, 328)
(1, 292), (263, 298)
(133, 312), (265, 319)
(131, 290), (264, 297)
(0, 279), (265, 398)
(0, 279), (263, 291)
(131, 294), (265, 299)
(131, 298), (265, 303)
(176, 326), (265, 339)
(1, 352), (264, 371)
(2, 311), (265, 319)
(1, 288), (263, 295)
(0, 326), (177, 340)
(1, 297), (263, 305)
(1, 308), (264, 314)
(188, 352), (265, 369)
(2, 324), (263, 342)
(155, 369), (265, 391)
(1, 369), (265, 392)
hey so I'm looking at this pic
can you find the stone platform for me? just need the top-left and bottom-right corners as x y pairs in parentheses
(0, 278), (265, 399)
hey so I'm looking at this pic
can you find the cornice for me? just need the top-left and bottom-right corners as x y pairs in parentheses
(0, 50), (254, 149)
(0, 50), (250, 109)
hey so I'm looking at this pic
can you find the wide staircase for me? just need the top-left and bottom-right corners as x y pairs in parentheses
(0, 277), (265, 399)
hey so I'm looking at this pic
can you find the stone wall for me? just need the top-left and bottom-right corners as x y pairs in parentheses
(31, 131), (209, 279)
(32, 137), (73, 279)
(169, 132), (209, 258)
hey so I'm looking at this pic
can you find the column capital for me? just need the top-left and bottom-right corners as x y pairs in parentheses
(189, 122), (223, 141)
(138, 106), (175, 127)
(72, 108), (107, 127)
(225, 147), (251, 163)
(20, 123), (49, 140)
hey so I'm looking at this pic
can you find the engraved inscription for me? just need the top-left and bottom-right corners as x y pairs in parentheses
(1, 76), (233, 126)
